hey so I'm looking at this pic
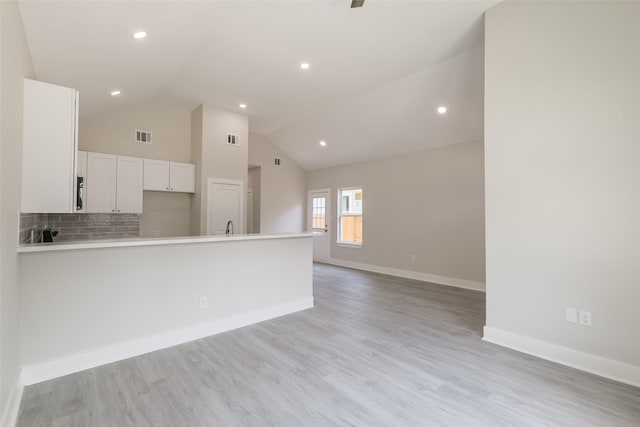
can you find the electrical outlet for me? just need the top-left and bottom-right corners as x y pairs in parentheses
(410, 254), (416, 261)
(579, 310), (592, 327)
(199, 296), (208, 309)
(565, 307), (578, 323)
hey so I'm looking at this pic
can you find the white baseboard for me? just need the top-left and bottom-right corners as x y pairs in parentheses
(483, 326), (640, 388)
(21, 297), (314, 386)
(0, 372), (24, 427)
(324, 258), (485, 292)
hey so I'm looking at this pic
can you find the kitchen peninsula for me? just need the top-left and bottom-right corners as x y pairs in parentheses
(18, 233), (313, 385)
(17, 77), (312, 388)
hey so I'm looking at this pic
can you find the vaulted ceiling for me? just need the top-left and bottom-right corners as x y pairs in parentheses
(19, 0), (496, 170)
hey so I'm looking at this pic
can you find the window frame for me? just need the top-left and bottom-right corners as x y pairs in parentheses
(337, 187), (363, 248)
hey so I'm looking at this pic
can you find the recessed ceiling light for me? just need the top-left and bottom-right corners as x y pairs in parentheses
(239, 103), (247, 109)
(437, 106), (447, 114)
(110, 90), (121, 96)
(300, 62), (310, 70)
(319, 140), (327, 147)
(132, 31), (147, 40)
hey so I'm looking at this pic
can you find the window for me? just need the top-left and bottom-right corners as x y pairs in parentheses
(311, 196), (326, 229)
(338, 188), (363, 245)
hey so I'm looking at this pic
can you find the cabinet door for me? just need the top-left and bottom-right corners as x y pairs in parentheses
(116, 156), (143, 213)
(86, 153), (117, 213)
(143, 159), (170, 191)
(21, 78), (78, 213)
(169, 162), (196, 193)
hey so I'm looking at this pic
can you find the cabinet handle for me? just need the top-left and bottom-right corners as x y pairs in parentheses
(170, 188), (173, 191)
(117, 210), (120, 212)
(166, 187), (169, 190)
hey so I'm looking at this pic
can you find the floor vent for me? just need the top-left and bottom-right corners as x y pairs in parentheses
(135, 130), (152, 144)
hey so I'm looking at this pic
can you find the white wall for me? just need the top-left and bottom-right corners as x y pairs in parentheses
(0, 1), (35, 422)
(484, 1), (640, 383)
(19, 236), (313, 383)
(247, 167), (261, 233)
(79, 100), (191, 163)
(139, 192), (192, 238)
(307, 141), (485, 287)
(248, 133), (306, 233)
(190, 105), (204, 236)
(79, 100), (193, 237)
(191, 106), (249, 235)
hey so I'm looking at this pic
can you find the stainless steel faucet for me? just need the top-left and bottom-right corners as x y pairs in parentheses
(225, 220), (234, 236)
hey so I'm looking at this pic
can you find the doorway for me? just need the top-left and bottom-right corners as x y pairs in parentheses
(207, 178), (244, 235)
(308, 189), (331, 262)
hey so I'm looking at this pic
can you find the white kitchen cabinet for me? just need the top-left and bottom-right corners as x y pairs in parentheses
(86, 153), (143, 213)
(143, 159), (170, 191)
(143, 159), (195, 193)
(86, 153), (117, 213)
(169, 162), (196, 193)
(21, 78), (78, 213)
(116, 156), (144, 213)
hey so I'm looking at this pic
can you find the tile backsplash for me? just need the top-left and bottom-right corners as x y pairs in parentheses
(20, 213), (141, 244)
(19, 213), (48, 244)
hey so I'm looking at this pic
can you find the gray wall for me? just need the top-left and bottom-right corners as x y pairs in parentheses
(79, 100), (193, 237)
(0, 1), (35, 417)
(485, 1), (640, 368)
(190, 105), (204, 236)
(247, 167), (261, 233)
(307, 141), (485, 285)
(248, 133), (307, 233)
(191, 106), (249, 235)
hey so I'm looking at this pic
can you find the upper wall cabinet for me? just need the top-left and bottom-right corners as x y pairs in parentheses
(86, 153), (117, 213)
(143, 160), (195, 193)
(86, 153), (143, 213)
(143, 159), (170, 191)
(21, 78), (78, 213)
(169, 162), (196, 193)
(116, 156), (144, 213)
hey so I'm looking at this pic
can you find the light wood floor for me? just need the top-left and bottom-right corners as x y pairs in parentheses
(17, 263), (640, 426)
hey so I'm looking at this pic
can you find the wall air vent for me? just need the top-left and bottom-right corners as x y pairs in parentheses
(274, 158), (282, 166)
(135, 130), (152, 144)
(227, 134), (239, 146)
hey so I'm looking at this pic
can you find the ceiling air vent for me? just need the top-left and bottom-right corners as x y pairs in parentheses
(227, 133), (239, 146)
(135, 130), (152, 144)
(274, 158), (282, 166)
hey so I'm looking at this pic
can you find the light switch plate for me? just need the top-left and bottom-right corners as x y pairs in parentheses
(565, 307), (578, 323)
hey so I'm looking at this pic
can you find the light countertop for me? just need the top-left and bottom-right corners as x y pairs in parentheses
(17, 233), (313, 253)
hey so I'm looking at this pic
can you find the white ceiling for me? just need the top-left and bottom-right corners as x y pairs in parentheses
(19, 0), (496, 170)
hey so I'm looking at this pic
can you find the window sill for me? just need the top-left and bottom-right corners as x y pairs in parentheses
(337, 242), (362, 249)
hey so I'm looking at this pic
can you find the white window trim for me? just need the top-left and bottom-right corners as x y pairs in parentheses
(337, 242), (363, 249)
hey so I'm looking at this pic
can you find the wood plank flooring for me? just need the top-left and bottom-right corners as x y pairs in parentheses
(17, 263), (640, 426)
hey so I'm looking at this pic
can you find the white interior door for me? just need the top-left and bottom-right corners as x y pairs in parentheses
(207, 178), (244, 235)
(308, 189), (330, 261)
